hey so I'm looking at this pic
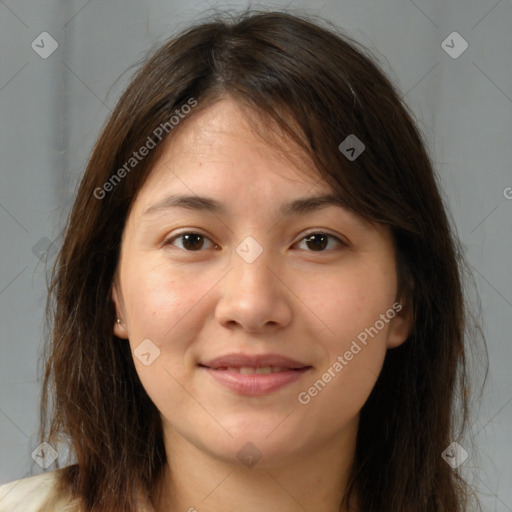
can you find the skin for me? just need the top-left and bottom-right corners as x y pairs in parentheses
(112, 96), (411, 512)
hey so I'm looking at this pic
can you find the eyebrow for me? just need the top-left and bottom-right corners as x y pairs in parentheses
(142, 193), (349, 218)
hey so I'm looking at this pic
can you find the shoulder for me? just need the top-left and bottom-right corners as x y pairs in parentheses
(0, 469), (78, 512)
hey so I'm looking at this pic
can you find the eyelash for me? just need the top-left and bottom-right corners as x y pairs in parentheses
(163, 230), (348, 253)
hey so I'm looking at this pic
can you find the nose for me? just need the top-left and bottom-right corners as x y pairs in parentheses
(214, 240), (293, 333)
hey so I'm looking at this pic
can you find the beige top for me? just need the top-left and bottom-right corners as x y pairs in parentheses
(0, 470), (78, 511)
(0, 470), (156, 511)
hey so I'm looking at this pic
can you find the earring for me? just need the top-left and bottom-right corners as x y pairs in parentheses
(116, 318), (122, 324)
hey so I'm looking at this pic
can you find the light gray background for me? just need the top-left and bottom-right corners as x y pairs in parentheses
(1, 0), (511, 510)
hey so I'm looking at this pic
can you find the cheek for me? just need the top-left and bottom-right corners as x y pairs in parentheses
(296, 263), (395, 415)
(121, 267), (196, 414)
(121, 260), (214, 391)
(297, 288), (391, 431)
(122, 262), (194, 343)
(311, 261), (397, 343)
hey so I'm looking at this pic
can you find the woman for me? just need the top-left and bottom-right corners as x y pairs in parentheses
(0, 9), (482, 512)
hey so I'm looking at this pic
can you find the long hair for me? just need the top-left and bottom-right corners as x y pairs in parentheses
(40, 9), (484, 511)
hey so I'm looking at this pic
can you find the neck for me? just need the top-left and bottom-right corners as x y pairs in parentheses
(152, 417), (359, 512)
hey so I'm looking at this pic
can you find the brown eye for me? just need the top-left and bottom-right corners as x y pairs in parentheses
(166, 232), (216, 251)
(296, 232), (345, 252)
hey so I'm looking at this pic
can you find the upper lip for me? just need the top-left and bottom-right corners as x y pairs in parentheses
(200, 353), (310, 369)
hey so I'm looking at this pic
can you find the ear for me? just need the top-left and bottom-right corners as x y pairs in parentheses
(112, 281), (129, 339)
(386, 299), (413, 349)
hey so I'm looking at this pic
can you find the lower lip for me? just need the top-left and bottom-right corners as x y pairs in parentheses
(201, 367), (311, 396)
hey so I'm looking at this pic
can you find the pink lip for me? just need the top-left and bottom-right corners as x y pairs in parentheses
(202, 367), (311, 395)
(199, 352), (312, 396)
(201, 352), (309, 369)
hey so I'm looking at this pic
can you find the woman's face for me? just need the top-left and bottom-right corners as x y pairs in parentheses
(112, 96), (410, 468)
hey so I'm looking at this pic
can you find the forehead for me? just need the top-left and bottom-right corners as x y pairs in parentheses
(133, 97), (332, 209)
(124, 98), (379, 237)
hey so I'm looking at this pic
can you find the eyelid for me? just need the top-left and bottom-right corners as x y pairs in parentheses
(163, 228), (349, 252)
(299, 229), (350, 247)
(163, 229), (216, 249)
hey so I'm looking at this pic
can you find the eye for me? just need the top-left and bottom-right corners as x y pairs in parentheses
(164, 232), (218, 251)
(294, 231), (347, 252)
(164, 231), (346, 253)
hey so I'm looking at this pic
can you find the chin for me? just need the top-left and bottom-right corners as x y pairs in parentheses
(200, 427), (307, 469)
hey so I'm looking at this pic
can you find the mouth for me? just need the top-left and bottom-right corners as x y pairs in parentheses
(198, 353), (313, 396)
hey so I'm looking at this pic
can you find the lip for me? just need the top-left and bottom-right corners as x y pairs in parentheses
(199, 353), (312, 396)
(200, 353), (309, 370)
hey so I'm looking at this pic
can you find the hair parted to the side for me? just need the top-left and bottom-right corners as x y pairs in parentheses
(40, 8), (485, 512)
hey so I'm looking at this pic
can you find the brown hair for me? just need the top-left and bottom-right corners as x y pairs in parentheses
(41, 9), (484, 512)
